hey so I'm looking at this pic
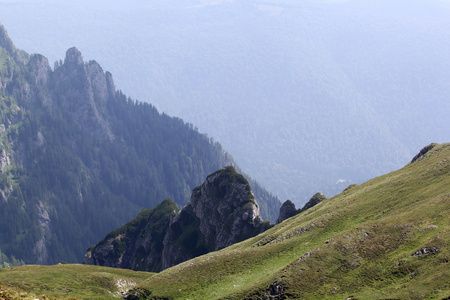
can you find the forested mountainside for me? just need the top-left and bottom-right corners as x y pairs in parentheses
(1, 0), (448, 205)
(0, 25), (280, 265)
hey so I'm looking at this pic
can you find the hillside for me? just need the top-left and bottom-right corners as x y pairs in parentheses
(1, 0), (449, 204)
(0, 25), (280, 265)
(126, 143), (450, 299)
(0, 143), (448, 299)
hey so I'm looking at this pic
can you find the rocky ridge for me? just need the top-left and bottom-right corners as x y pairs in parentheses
(276, 192), (327, 224)
(162, 166), (270, 269)
(83, 199), (178, 272)
(83, 166), (271, 271)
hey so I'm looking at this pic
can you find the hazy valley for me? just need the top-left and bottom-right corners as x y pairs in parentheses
(1, 0), (449, 204)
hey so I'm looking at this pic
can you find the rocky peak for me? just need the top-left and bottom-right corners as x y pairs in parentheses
(87, 61), (114, 105)
(161, 166), (265, 269)
(105, 71), (116, 100)
(276, 200), (297, 224)
(276, 193), (327, 224)
(0, 24), (29, 68)
(0, 24), (14, 54)
(28, 54), (51, 87)
(52, 47), (114, 140)
(83, 167), (269, 272)
(0, 24), (25, 62)
(192, 166), (262, 249)
(300, 192), (327, 212)
(64, 47), (84, 66)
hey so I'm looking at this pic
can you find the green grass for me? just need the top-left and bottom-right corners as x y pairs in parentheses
(0, 264), (152, 299)
(0, 143), (448, 299)
(135, 143), (449, 299)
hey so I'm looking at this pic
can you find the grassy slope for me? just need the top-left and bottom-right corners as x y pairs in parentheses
(0, 143), (448, 299)
(135, 143), (449, 299)
(0, 264), (151, 299)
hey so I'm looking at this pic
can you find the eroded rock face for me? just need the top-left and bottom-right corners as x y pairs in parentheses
(64, 47), (84, 66)
(33, 201), (51, 264)
(411, 143), (437, 163)
(83, 199), (178, 272)
(28, 54), (51, 87)
(161, 166), (264, 269)
(276, 193), (327, 224)
(300, 192), (327, 212)
(84, 166), (268, 272)
(276, 200), (297, 224)
(192, 166), (262, 249)
(51, 47), (114, 140)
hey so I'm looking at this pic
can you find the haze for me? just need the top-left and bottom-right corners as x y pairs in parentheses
(1, 0), (448, 205)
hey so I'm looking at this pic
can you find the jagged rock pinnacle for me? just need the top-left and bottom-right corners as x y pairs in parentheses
(64, 47), (84, 65)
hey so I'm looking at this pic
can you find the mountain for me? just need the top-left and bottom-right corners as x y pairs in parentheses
(0, 0), (449, 205)
(83, 166), (271, 272)
(0, 25), (280, 265)
(0, 143), (448, 299)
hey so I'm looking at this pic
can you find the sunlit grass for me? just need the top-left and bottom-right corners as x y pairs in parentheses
(0, 264), (152, 299)
(0, 144), (448, 299)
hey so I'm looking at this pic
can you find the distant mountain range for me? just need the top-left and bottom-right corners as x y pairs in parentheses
(0, 25), (279, 265)
(0, 0), (448, 204)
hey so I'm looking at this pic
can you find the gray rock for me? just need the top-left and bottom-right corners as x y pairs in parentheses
(411, 143), (437, 163)
(84, 166), (269, 272)
(276, 200), (297, 224)
(162, 166), (264, 270)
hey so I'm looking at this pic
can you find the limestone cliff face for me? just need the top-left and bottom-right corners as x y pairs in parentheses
(276, 200), (297, 224)
(51, 47), (114, 140)
(84, 166), (268, 272)
(162, 166), (264, 269)
(191, 166), (262, 249)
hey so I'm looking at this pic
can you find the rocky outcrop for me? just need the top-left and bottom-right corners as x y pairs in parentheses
(276, 193), (327, 224)
(162, 166), (266, 269)
(0, 150), (10, 172)
(51, 47), (114, 140)
(84, 166), (269, 272)
(28, 54), (51, 87)
(276, 200), (297, 224)
(33, 201), (51, 264)
(300, 192), (327, 212)
(411, 143), (437, 163)
(83, 199), (178, 272)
